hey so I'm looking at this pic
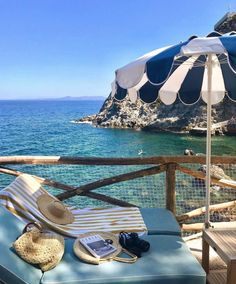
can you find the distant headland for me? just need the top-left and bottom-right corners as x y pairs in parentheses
(54, 96), (106, 101)
(0, 96), (105, 101)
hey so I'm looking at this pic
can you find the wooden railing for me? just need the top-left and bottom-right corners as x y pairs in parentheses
(1, 155), (236, 231)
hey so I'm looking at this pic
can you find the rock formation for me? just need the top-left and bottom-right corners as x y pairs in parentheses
(76, 93), (236, 135)
(214, 12), (236, 34)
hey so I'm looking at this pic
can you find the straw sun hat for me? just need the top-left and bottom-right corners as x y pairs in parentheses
(37, 194), (74, 225)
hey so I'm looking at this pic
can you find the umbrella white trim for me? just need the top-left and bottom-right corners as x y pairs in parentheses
(226, 54), (236, 74)
(177, 92), (202, 106)
(138, 85), (159, 104)
(226, 92), (236, 102)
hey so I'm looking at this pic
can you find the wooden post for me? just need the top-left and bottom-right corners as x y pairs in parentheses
(202, 233), (210, 274)
(166, 163), (176, 214)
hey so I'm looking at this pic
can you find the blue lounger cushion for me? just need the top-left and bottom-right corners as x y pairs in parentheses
(140, 208), (181, 236)
(0, 205), (181, 284)
(42, 235), (206, 284)
(0, 206), (42, 284)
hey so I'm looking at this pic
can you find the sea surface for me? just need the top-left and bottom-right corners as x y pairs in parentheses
(0, 100), (235, 209)
(1, 100), (235, 157)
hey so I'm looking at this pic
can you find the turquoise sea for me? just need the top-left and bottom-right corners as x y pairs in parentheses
(1, 100), (236, 158)
(0, 100), (235, 211)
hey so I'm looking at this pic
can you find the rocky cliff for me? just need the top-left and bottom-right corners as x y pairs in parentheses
(77, 93), (236, 134)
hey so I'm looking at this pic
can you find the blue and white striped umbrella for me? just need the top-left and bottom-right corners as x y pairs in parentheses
(114, 32), (236, 226)
(114, 32), (236, 104)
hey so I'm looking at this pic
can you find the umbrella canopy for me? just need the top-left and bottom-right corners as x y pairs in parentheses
(114, 32), (236, 104)
(113, 32), (236, 227)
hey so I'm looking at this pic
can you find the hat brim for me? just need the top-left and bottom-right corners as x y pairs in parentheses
(37, 194), (74, 225)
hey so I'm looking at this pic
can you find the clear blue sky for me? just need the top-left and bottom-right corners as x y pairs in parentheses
(0, 0), (234, 99)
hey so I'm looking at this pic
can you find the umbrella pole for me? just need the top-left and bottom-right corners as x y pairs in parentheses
(205, 54), (212, 228)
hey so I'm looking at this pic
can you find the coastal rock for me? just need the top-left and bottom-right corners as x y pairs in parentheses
(76, 93), (236, 135)
(198, 165), (232, 180)
(78, 93), (159, 130)
(226, 117), (236, 135)
(192, 164), (232, 189)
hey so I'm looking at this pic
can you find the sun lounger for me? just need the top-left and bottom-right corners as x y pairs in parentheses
(42, 235), (206, 284)
(0, 174), (147, 236)
(0, 174), (181, 236)
(0, 175), (205, 284)
(0, 205), (206, 284)
(0, 206), (42, 284)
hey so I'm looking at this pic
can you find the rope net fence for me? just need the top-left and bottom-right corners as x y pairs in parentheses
(176, 163), (236, 224)
(0, 161), (236, 228)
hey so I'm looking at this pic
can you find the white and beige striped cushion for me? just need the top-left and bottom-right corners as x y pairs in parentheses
(0, 174), (147, 237)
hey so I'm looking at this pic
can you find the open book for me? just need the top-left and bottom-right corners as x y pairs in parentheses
(79, 234), (117, 259)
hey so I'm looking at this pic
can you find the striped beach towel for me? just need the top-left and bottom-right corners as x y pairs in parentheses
(0, 174), (147, 237)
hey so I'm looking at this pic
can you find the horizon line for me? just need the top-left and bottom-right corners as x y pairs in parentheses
(0, 95), (106, 101)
